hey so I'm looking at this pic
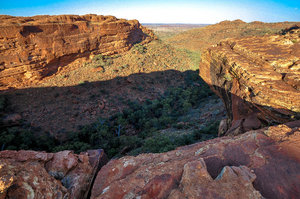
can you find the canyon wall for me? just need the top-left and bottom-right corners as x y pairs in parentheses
(87, 27), (300, 199)
(0, 14), (155, 88)
(199, 26), (300, 135)
(1, 17), (300, 199)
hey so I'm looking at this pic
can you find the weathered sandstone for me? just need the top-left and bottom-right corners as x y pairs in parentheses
(0, 14), (154, 87)
(166, 19), (299, 53)
(199, 27), (300, 135)
(0, 149), (107, 199)
(91, 121), (300, 199)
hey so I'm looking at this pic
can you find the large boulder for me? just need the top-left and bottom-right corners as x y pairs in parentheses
(0, 149), (107, 199)
(199, 27), (300, 135)
(91, 121), (300, 199)
(0, 14), (155, 88)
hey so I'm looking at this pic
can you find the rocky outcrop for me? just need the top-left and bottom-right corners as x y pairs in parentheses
(166, 20), (299, 53)
(199, 27), (300, 135)
(91, 121), (300, 199)
(0, 14), (155, 88)
(0, 149), (107, 198)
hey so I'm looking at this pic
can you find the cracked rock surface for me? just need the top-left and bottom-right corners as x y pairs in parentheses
(0, 149), (107, 199)
(91, 121), (300, 199)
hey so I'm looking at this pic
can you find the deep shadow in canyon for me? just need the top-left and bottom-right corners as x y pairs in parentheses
(1, 65), (300, 199)
(1, 68), (299, 158)
(0, 69), (225, 157)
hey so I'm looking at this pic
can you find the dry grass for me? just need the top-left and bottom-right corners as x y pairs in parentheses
(166, 21), (298, 52)
(37, 40), (196, 88)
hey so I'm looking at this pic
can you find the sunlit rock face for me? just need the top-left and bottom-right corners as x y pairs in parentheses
(199, 27), (300, 135)
(0, 14), (154, 88)
(90, 121), (300, 199)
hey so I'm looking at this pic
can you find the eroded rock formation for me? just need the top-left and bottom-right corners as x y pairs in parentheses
(1, 17), (300, 199)
(90, 121), (300, 199)
(0, 149), (107, 198)
(199, 27), (300, 135)
(0, 14), (154, 87)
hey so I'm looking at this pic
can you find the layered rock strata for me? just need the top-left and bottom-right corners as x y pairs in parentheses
(0, 14), (154, 87)
(91, 121), (300, 199)
(0, 149), (107, 199)
(199, 27), (300, 135)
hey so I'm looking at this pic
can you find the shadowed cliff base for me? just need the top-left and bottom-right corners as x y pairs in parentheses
(210, 85), (300, 136)
(0, 70), (225, 158)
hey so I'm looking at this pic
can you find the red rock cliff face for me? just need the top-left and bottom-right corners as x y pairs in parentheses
(0, 14), (154, 87)
(199, 27), (300, 135)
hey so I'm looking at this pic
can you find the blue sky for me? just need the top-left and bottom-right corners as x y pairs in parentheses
(1, 0), (299, 23)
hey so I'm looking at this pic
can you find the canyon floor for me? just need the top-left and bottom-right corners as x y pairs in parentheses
(1, 23), (224, 158)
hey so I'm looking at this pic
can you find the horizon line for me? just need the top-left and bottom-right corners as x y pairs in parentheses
(1, 14), (299, 25)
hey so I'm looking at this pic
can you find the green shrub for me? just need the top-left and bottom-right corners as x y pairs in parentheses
(132, 43), (147, 54)
(92, 54), (104, 62)
(0, 95), (7, 113)
(120, 64), (129, 70)
(91, 54), (113, 70)
(0, 127), (57, 151)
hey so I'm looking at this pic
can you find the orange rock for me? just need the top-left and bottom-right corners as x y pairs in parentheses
(91, 122), (300, 199)
(0, 149), (107, 199)
(0, 14), (155, 88)
(168, 160), (262, 199)
(199, 27), (300, 135)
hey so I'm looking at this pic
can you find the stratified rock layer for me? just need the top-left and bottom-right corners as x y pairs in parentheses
(0, 14), (154, 87)
(199, 27), (300, 135)
(91, 121), (300, 199)
(0, 149), (107, 199)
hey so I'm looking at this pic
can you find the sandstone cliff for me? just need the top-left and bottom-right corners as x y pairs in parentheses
(1, 19), (300, 199)
(86, 27), (300, 199)
(199, 26), (300, 135)
(0, 14), (154, 88)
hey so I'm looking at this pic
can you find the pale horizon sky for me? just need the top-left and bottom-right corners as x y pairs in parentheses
(1, 0), (300, 24)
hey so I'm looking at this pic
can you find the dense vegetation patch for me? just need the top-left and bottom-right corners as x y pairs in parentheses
(0, 70), (220, 158)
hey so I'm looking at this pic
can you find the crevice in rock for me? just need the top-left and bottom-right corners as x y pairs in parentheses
(86, 150), (109, 199)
